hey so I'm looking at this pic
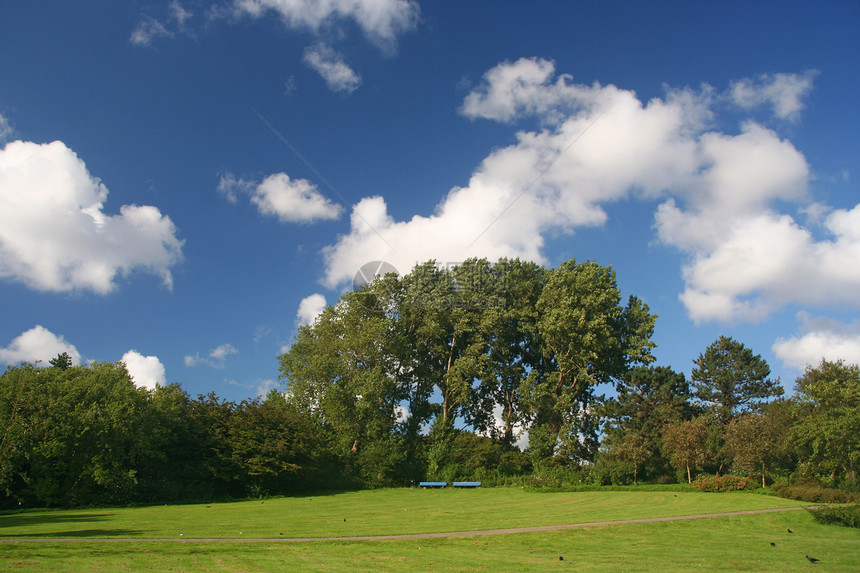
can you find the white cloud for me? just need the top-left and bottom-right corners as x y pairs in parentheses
(322, 59), (712, 287)
(0, 113), (14, 143)
(122, 350), (166, 390)
(0, 325), (81, 366)
(253, 172), (343, 222)
(219, 172), (342, 223)
(729, 71), (818, 121)
(130, 17), (173, 46)
(297, 293), (327, 326)
(668, 204), (860, 323)
(255, 378), (278, 397)
(303, 44), (362, 93)
(233, 0), (419, 50)
(0, 140), (183, 294)
(319, 58), (853, 326)
(774, 313), (860, 371)
(130, 1), (193, 46)
(185, 343), (238, 368)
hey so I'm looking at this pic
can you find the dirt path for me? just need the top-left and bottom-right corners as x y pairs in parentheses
(0, 506), (811, 543)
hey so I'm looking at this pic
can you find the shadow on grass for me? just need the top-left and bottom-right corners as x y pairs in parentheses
(0, 513), (113, 529)
(0, 513), (147, 538)
(0, 528), (144, 538)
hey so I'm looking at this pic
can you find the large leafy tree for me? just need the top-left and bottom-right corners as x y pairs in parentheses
(691, 336), (782, 425)
(527, 259), (657, 462)
(279, 284), (404, 481)
(790, 359), (860, 485)
(469, 258), (546, 445)
(1, 362), (150, 507)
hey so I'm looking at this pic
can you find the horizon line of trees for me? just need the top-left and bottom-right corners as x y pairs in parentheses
(1, 258), (858, 508)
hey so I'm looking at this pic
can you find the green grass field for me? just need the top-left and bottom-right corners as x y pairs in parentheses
(1, 488), (857, 571)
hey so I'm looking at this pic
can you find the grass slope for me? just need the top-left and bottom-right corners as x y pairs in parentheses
(2, 489), (858, 572)
(0, 488), (812, 539)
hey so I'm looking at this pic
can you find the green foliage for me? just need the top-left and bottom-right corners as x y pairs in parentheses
(661, 416), (714, 484)
(526, 260), (657, 463)
(789, 359), (860, 485)
(48, 352), (73, 370)
(722, 413), (781, 487)
(771, 481), (860, 504)
(807, 504), (860, 528)
(691, 336), (782, 424)
(691, 474), (757, 492)
(599, 366), (694, 483)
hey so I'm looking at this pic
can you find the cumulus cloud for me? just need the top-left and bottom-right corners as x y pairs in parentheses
(323, 58), (711, 287)
(774, 313), (860, 371)
(303, 44), (362, 93)
(0, 325), (81, 366)
(219, 172), (342, 223)
(122, 350), (166, 390)
(297, 293), (327, 326)
(0, 140), (183, 294)
(729, 70), (818, 121)
(318, 58), (855, 325)
(185, 343), (238, 368)
(665, 204), (860, 323)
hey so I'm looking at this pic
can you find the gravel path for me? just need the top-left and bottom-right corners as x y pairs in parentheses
(0, 506), (811, 543)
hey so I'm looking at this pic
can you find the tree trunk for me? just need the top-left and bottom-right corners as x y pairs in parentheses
(441, 333), (457, 425)
(686, 462), (691, 485)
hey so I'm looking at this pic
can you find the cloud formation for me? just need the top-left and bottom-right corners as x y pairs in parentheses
(185, 343), (238, 368)
(0, 140), (183, 294)
(233, 0), (419, 50)
(122, 349), (167, 390)
(303, 44), (362, 93)
(318, 58), (858, 325)
(296, 293), (327, 326)
(133, 1), (418, 91)
(773, 313), (860, 371)
(0, 113), (14, 143)
(219, 172), (342, 223)
(729, 71), (818, 122)
(0, 325), (81, 366)
(130, 0), (193, 46)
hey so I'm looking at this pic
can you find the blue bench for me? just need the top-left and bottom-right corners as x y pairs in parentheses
(452, 481), (482, 488)
(419, 481), (447, 488)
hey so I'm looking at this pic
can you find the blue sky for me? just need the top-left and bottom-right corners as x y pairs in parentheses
(1, 0), (858, 403)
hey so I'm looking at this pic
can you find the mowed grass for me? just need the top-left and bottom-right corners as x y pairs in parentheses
(0, 488), (813, 539)
(2, 489), (858, 572)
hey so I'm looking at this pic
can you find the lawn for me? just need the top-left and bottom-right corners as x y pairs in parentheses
(1, 488), (857, 572)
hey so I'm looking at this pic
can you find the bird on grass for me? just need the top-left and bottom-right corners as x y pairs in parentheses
(770, 542), (776, 547)
(787, 528), (793, 533)
(559, 556), (564, 561)
(805, 555), (820, 564)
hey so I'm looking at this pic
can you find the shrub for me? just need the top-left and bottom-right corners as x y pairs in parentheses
(807, 505), (860, 528)
(692, 474), (756, 492)
(771, 482), (860, 504)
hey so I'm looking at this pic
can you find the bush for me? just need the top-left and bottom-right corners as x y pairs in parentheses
(771, 482), (860, 504)
(807, 505), (860, 528)
(692, 474), (757, 492)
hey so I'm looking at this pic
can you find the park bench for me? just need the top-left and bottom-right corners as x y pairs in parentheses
(418, 481), (447, 488)
(452, 481), (482, 488)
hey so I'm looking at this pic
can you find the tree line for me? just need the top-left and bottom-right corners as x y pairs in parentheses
(1, 258), (857, 508)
